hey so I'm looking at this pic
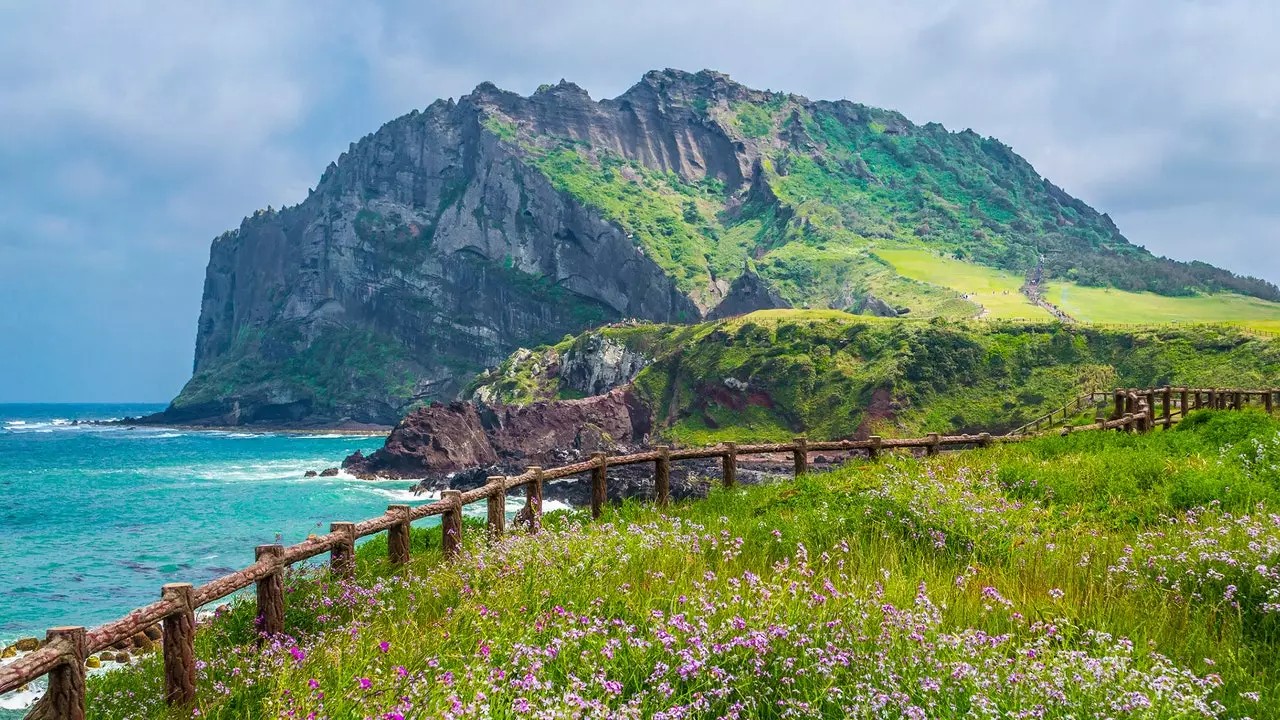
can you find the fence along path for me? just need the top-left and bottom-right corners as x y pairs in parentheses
(3, 386), (1278, 718)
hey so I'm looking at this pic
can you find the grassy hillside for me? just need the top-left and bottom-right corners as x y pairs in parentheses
(1045, 283), (1280, 328)
(471, 311), (1280, 444)
(84, 411), (1280, 718)
(873, 247), (1050, 319)
(495, 71), (1279, 321)
(873, 246), (1280, 327)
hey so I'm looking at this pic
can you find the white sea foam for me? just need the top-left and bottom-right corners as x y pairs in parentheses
(362, 486), (431, 503)
(543, 499), (573, 513)
(0, 684), (40, 710)
(285, 433), (382, 440)
(0, 653), (43, 710)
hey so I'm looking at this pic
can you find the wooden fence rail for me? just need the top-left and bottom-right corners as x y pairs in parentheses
(3, 386), (1278, 718)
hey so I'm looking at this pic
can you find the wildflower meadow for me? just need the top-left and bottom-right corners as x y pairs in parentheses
(86, 410), (1280, 718)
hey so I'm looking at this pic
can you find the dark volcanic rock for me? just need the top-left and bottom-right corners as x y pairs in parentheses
(344, 402), (499, 479)
(706, 265), (791, 320)
(853, 293), (898, 318)
(343, 388), (651, 482)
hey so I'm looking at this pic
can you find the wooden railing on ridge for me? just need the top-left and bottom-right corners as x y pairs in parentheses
(3, 386), (1279, 718)
(1007, 391), (1110, 436)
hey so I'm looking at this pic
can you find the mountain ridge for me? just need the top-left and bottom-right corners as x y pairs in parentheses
(149, 68), (1280, 427)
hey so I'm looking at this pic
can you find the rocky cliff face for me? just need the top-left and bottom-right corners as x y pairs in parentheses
(156, 68), (1276, 426)
(158, 73), (745, 425)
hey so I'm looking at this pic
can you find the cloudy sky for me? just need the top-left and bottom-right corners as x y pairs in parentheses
(2, 0), (1278, 402)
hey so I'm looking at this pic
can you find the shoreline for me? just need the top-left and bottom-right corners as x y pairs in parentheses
(95, 420), (391, 437)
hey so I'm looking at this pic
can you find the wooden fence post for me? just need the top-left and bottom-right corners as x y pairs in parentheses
(254, 544), (285, 641)
(441, 490), (462, 559)
(1180, 389), (1189, 419)
(35, 626), (87, 720)
(925, 432), (940, 456)
(161, 583), (196, 708)
(1163, 386), (1173, 429)
(722, 442), (737, 489)
(1145, 390), (1156, 430)
(525, 467), (543, 532)
(1268, 389), (1275, 414)
(1113, 389), (1124, 420)
(654, 446), (671, 507)
(387, 504), (411, 565)
(329, 522), (355, 578)
(590, 453), (608, 520)
(978, 432), (991, 448)
(485, 477), (505, 537)
(1235, 391), (1244, 411)
(793, 437), (808, 476)
(868, 435), (883, 460)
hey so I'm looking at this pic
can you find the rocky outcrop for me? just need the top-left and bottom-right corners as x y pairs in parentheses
(706, 265), (792, 320)
(470, 329), (653, 405)
(558, 334), (651, 397)
(343, 387), (651, 481)
(853, 293), (898, 318)
(343, 402), (498, 478)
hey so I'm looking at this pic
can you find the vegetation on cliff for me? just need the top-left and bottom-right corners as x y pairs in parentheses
(85, 411), (1280, 717)
(172, 68), (1280, 426)
(469, 310), (1280, 444)
(498, 71), (1280, 311)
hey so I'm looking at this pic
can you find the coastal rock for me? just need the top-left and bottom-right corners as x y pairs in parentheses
(85, 656), (101, 669)
(344, 401), (498, 479)
(131, 633), (153, 653)
(143, 626), (162, 641)
(114, 651), (130, 665)
(14, 638), (39, 652)
(343, 387), (650, 481)
(1, 645), (15, 658)
(303, 470), (318, 478)
(319, 468), (340, 477)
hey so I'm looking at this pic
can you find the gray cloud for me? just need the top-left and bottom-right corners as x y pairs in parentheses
(1, 0), (1278, 401)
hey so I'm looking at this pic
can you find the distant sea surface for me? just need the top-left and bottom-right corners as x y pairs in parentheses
(0, 403), (423, 653)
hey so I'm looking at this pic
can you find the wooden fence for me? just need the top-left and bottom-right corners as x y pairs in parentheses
(3, 386), (1278, 718)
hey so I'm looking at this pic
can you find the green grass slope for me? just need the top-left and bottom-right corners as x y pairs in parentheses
(874, 247), (1050, 319)
(1046, 283), (1280, 329)
(871, 246), (1280, 327)
(85, 411), (1280, 718)
(486, 70), (1279, 321)
(470, 311), (1280, 444)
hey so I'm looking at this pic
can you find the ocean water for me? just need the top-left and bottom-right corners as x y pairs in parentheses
(0, 403), (446, 712)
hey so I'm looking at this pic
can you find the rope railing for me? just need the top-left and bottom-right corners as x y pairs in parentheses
(3, 385), (1278, 717)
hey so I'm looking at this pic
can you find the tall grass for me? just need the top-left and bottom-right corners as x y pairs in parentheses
(86, 411), (1280, 718)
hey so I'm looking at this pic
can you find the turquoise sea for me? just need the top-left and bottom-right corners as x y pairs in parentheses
(0, 403), (441, 713)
